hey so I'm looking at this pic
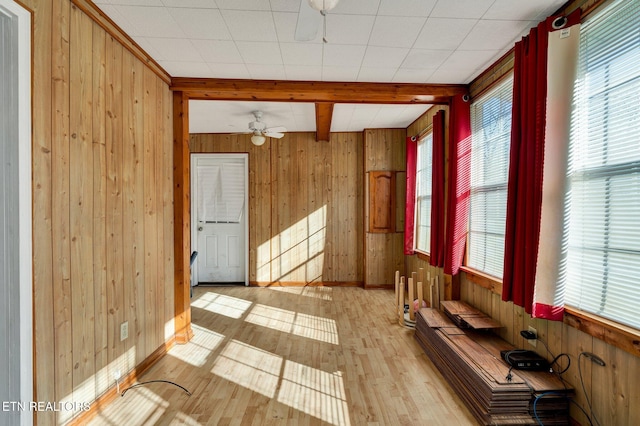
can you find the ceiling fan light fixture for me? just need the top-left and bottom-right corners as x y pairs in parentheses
(307, 0), (339, 12)
(251, 134), (266, 146)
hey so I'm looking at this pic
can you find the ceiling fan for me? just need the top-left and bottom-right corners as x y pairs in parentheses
(246, 111), (287, 146)
(294, 0), (340, 43)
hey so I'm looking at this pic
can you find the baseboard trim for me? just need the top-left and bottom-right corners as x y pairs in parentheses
(249, 281), (363, 287)
(66, 336), (177, 426)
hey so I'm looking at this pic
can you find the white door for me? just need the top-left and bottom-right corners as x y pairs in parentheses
(192, 154), (248, 285)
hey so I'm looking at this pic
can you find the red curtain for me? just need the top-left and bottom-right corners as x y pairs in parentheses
(444, 95), (472, 275)
(430, 110), (446, 267)
(502, 21), (550, 312)
(404, 136), (418, 254)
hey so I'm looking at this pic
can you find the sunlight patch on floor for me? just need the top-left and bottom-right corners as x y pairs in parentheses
(278, 360), (351, 426)
(266, 285), (333, 301)
(94, 387), (169, 425)
(211, 339), (282, 398)
(245, 304), (339, 344)
(168, 324), (225, 367)
(191, 292), (252, 319)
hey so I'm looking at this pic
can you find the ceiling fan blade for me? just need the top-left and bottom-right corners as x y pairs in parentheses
(294, 0), (321, 41)
(265, 131), (285, 139)
(264, 126), (287, 133)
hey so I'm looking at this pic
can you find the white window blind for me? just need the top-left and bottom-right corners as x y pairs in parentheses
(467, 75), (513, 278)
(564, 0), (640, 329)
(415, 133), (433, 253)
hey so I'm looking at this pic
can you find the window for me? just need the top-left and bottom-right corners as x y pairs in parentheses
(467, 76), (513, 278)
(563, 0), (640, 330)
(414, 132), (433, 253)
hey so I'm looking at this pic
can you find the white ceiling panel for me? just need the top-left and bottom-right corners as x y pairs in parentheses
(115, 5), (184, 38)
(368, 16), (426, 48)
(96, 0), (568, 134)
(221, 10), (278, 41)
(413, 18), (477, 50)
(430, 0), (494, 19)
(168, 8), (231, 40)
(378, 0), (437, 17)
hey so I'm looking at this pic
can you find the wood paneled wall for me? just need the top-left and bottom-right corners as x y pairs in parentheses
(363, 129), (406, 288)
(27, 1), (175, 424)
(190, 132), (363, 285)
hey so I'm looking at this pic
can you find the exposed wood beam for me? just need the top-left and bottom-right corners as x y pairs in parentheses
(172, 91), (193, 344)
(315, 102), (334, 141)
(170, 78), (466, 104)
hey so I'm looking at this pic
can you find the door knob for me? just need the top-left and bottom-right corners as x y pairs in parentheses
(198, 226), (203, 231)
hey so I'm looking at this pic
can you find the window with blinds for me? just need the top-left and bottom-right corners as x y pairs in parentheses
(467, 75), (513, 278)
(415, 132), (433, 253)
(564, 0), (640, 329)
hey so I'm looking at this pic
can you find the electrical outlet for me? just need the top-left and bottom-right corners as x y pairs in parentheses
(527, 326), (537, 348)
(120, 321), (129, 341)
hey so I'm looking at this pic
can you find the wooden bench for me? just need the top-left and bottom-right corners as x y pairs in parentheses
(415, 307), (573, 425)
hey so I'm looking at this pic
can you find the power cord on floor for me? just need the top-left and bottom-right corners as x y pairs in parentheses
(121, 380), (192, 397)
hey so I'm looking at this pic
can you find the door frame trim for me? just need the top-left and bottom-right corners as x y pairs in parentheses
(190, 153), (250, 286)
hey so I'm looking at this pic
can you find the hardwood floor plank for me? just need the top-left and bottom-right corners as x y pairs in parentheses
(88, 286), (477, 425)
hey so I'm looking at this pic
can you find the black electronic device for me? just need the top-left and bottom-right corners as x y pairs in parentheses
(500, 349), (550, 371)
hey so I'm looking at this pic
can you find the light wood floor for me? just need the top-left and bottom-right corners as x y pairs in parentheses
(88, 286), (477, 425)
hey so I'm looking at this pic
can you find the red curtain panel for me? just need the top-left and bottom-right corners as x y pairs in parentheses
(430, 110), (446, 267)
(403, 136), (417, 255)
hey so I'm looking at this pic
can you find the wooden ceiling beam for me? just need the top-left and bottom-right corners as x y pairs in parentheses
(315, 103), (334, 141)
(170, 78), (466, 104)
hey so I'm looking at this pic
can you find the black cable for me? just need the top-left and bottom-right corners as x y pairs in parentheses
(578, 352), (601, 426)
(121, 380), (192, 397)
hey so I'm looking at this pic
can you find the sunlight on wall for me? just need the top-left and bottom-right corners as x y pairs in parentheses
(61, 346), (137, 424)
(266, 285), (333, 301)
(257, 205), (327, 283)
(211, 339), (283, 398)
(191, 292), (252, 319)
(245, 304), (339, 345)
(168, 324), (225, 367)
(278, 360), (351, 426)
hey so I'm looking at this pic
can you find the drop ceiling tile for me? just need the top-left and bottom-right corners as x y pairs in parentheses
(361, 46), (409, 69)
(110, 0), (163, 5)
(97, 5), (143, 38)
(168, 8), (231, 40)
(221, 10), (278, 41)
(284, 65), (323, 80)
(325, 14), (376, 45)
(144, 38), (202, 61)
(236, 41), (283, 64)
(280, 43), (323, 66)
(414, 18), (477, 50)
(207, 63), (251, 78)
(159, 61), (214, 77)
(270, 0), (300, 12)
(322, 44), (366, 67)
(368, 16), (426, 48)
(321, 66), (360, 81)
(484, 0), (565, 21)
(215, 0), (271, 10)
(430, 0), (493, 19)
(246, 63), (287, 79)
(135, 37), (163, 59)
(401, 49), (451, 69)
(192, 40), (243, 63)
(331, 0), (380, 15)
(391, 68), (433, 83)
(114, 6), (185, 38)
(356, 67), (396, 82)
(438, 48), (500, 71)
(161, 0), (218, 7)
(378, 0), (437, 17)
(459, 19), (532, 51)
(427, 66), (477, 84)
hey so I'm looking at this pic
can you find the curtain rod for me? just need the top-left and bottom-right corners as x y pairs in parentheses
(412, 123), (433, 141)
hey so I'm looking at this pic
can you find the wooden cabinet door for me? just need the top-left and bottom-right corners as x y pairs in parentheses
(369, 171), (396, 233)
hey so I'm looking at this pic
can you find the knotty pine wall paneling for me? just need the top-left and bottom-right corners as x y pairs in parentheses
(26, 0), (175, 423)
(189, 132), (363, 285)
(364, 129), (406, 288)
